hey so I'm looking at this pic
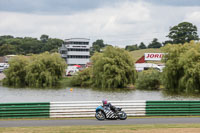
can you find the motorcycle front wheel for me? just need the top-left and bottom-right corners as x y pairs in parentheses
(118, 111), (127, 120)
(95, 111), (105, 121)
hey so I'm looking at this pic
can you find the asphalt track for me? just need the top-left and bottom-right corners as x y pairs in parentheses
(0, 117), (200, 127)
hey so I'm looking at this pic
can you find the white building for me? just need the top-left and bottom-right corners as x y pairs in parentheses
(59, 38), (90, 66)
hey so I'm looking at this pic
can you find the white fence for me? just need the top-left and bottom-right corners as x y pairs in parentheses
(50, 101), (146, 118)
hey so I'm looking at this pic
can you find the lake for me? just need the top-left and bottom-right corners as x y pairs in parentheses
(1, 86), (200, 103)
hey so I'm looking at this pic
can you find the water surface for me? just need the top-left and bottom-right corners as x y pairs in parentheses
(0, 86), (200, 103)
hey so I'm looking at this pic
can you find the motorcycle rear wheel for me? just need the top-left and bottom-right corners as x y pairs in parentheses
(95, 111), (105, 120)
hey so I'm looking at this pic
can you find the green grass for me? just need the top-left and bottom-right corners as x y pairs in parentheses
(130, 48), (162, 62)
(0, 124), (200, 133)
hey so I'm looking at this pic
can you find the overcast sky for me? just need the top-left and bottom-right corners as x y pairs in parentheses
(0, 0), (200, 47)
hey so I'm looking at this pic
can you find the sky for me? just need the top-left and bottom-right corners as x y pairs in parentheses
(0, 0), (200, 47)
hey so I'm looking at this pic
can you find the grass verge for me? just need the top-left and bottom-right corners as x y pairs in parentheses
(1, 124), (200, 133)
(130, 48), (162, 61)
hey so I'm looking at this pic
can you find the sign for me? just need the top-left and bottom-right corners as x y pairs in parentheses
(144, 53), (164, 61)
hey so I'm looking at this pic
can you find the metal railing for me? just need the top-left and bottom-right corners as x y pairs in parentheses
(1, 101), (200, 118)
(50, 101), (146, 118)
(0, 102), (50, 118)
(146, 101), (200, 116)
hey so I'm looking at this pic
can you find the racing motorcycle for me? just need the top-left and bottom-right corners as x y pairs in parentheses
(95, 105), (127, 120)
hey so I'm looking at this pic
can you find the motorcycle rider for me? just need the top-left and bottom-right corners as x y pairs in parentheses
(102, 100), (117, 113)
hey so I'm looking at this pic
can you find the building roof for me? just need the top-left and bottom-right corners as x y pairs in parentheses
(64, 38), (90, 42)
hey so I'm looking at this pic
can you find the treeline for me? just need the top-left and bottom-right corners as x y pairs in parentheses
(91, 22), (199, 53)
(0, 35), (63, 56)
(125, 38), (162, 51)
(124, 22), (199, 51)
(1, 22), (199, 56)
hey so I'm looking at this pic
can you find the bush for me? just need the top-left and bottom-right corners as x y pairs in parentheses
(135, 69), (161, 90)
(69, 67), (92, 87)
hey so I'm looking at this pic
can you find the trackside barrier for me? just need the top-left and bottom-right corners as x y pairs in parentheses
(1, 101), (200, 118)
(0, 102), (50, 118)
(50, 101), (146, 118)
(146, 101), (200, 116)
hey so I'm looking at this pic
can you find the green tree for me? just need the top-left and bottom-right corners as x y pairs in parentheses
(3, 56), (29, 86)
(40, 34), (49, 43)
(167, 22), (199, 44)
(161, 44), (186, 92)
(148, 38), (162, 48)
(0, 44), (16, 56)
(178, 42), (200, 92)
(0, 35), (14, 46)
(125, 44), (139, 51)
(91, 39), (106, 55)
(91, 46), (136, 88)
(25, 52), (66, 87)
(162, 40), (173, 46)
(20, 37), (42, 54)
(41, 38), (63, 52)
(162, 41), (200, 93)
(3, 52), (66, 88)
(139, 42), (146, 49)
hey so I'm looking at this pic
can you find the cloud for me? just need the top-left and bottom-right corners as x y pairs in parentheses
(0, 0), (200, 48)
(1, 0), (200, 15)
(144, 0), (200, 7)
(0, 0), (118, 14)
(185, 11), (200, 23)
(0, 1), (151, 45)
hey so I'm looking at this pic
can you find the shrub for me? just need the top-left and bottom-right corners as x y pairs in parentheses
(135, 69), (161, 90)
(69, 67), (92, 87)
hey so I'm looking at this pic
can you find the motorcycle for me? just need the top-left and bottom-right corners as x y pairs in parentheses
(95, 105), (127, 120)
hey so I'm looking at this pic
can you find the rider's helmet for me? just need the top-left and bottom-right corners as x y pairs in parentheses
(102, 99), (107, 105)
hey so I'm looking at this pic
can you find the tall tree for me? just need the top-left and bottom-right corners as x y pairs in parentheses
(3, 52), (66, 88)
(3, 56), (29, 86)
(167, 22), (199, 44)
(40, 34), (49, 43)
(91, 39), (106, 55)
(139, 42), (146, 49)
(125, 44), (139, 51)
(148, 38), (162, 48)
(0, 44), (16, 56)
(91, 46), (136, 88)
(162, 41), (200, 93)
(162, 40), (173, 46)
(0, 35), (14, 46)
